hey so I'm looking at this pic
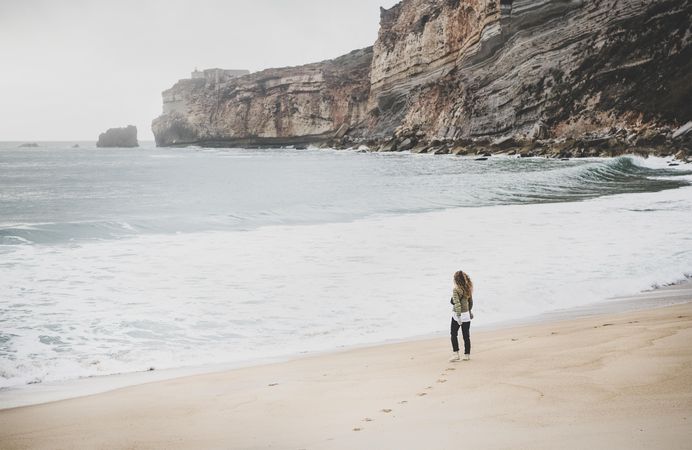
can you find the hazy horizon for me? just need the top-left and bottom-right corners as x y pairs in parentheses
(0, 0), (398, 142)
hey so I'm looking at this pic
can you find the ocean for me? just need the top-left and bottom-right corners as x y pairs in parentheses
(1, 142), (691, 395)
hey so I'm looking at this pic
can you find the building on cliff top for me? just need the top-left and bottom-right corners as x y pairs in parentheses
(161, 68), (251, 115)
(191, 68), (249, 83)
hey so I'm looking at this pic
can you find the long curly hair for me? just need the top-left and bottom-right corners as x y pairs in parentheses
(453, 270), (473, 298)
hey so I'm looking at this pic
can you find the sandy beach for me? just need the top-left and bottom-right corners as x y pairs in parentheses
(2, 0), (691, 448)
(1, 284), (691, 450)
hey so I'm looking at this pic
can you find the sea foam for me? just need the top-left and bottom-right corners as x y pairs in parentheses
(1, 180), (691, 390)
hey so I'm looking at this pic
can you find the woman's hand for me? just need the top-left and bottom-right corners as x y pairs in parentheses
(470, 311), (474, 320)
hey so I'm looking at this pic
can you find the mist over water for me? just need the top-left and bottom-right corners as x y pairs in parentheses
(1, 143), (691, 391)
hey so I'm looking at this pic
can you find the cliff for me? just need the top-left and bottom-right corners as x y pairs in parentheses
(152, 0), (692, 156)
(368, 0), (692, 156)
(152, 48), (372, 147)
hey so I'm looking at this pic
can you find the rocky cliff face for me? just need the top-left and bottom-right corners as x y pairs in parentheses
(152, 48), (372, 147)
(152, 0), (691, 155)
(369, 0), (692, 151)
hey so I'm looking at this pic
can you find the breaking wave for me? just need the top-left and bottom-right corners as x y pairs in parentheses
(1, 154), (689, 246)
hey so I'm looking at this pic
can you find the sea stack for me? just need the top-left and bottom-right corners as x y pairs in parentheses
(97, 125), (138, 148)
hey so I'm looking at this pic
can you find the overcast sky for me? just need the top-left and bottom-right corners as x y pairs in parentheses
(0, 0), (399, 141)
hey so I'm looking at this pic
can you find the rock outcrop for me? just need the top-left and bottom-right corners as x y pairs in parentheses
(152, 48), (372, 147)
(97, 125), (138, 148)
(152, 0), (692, 157)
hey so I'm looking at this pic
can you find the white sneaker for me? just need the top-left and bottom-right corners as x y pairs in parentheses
(449, 352), (460, 362)
(463, 354), (470, 361)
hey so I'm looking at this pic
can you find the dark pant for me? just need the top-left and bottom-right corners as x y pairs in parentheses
(450, 318), (471, 354)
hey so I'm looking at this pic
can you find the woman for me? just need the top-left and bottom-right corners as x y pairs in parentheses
(450, 270), (473, 362)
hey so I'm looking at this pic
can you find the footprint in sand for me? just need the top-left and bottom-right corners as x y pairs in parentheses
(398, 400), (408, 404)
(363, 417), (373, 422)
(417, 392), (427, 397)
(437, 379), (447, 383)
(445, 367), (456, 372)
(353, 428), (362, 432)
(381, 408), (392, 413)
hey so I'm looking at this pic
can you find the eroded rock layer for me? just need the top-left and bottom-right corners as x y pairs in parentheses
(372, 0), (692, 143)
(152, 48), (372, 147)
(152, 0), (691, 154)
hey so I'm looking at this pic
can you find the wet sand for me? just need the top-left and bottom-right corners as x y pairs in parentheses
(1, 285), (691, 449)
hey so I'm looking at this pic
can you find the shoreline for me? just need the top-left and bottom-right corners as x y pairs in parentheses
(1, 284), (691, 448)
(1, 159), (690, 412)
(1, 280), (690, 412)
(159, 135), (692, 163)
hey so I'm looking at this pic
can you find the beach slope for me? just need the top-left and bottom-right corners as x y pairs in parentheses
(1, 293), (691, 449)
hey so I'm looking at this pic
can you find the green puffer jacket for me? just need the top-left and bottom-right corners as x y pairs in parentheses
(451, 287), (473, 316)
